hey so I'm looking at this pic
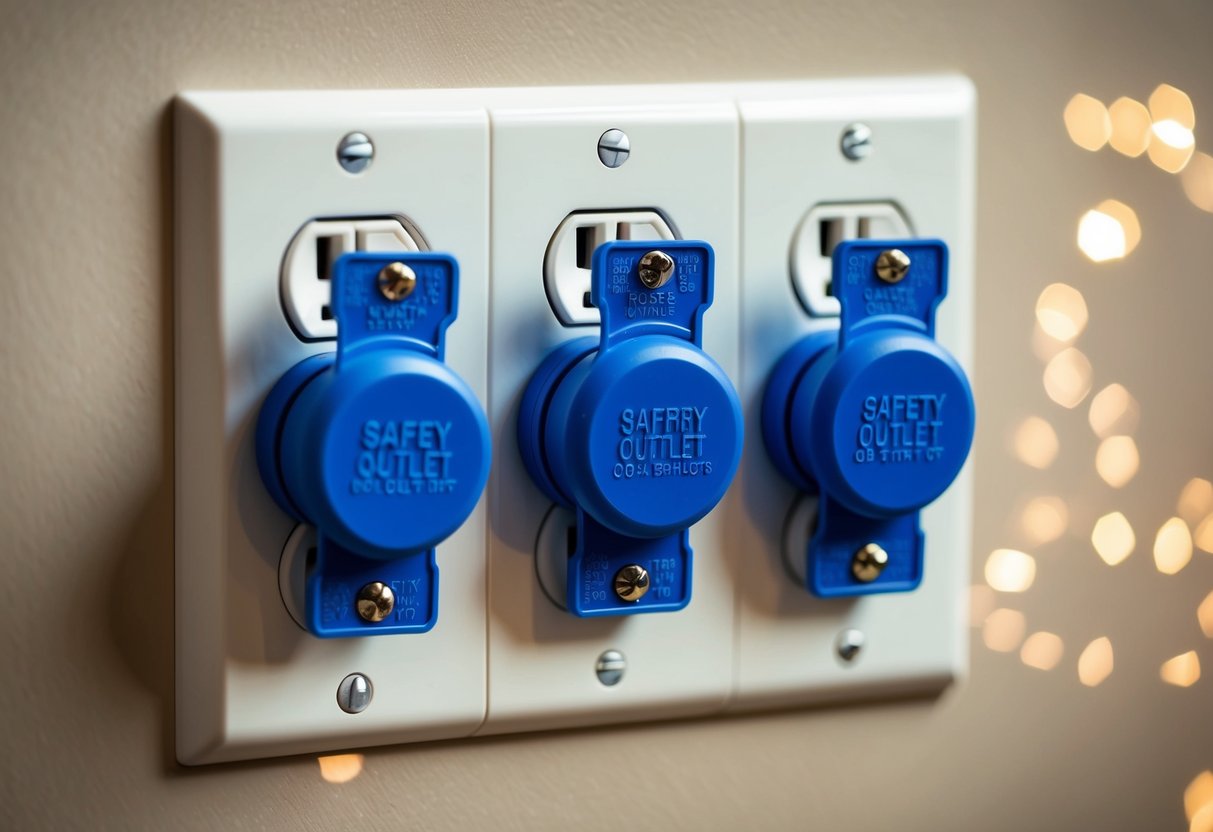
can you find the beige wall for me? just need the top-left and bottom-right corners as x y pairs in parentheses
(3, 0), (1213, 828)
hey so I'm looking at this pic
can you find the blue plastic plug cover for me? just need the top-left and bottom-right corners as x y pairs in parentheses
(517, 240), (743, 616)
(256, 252), (490, 637)
(762, 239), (974, 597)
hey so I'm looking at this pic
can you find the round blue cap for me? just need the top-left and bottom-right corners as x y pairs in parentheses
(788, 329), (974, 518)
(277, 350), (490, 559)
(544, 335), (742, 538)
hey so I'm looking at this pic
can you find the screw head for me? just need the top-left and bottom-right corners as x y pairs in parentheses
(336, 673), (374, 713)
(377, 262), (417, 301)
(851, 542), (889, 583)
(337, 131), (374, 174)
(356, 581), (395, 623)
(597, 128), (630, 168)
(874, 249), (911, 284)
(637, 250), (676, 289)
(613, 564), (651, 602)
(840, 122), (872, 161)
(595, 650), (626, 686)
(835, 629), (865, 663)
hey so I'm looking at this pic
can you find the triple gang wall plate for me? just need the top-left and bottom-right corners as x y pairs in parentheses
(174, 77), (975, 764)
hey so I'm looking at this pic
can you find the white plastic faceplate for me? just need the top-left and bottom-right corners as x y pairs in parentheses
(175, 77), (975, 764)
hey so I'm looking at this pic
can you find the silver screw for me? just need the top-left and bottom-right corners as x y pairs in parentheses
(337, 131), (374, 174)
(597, 128), (630, 168)
(356, 581), (395, 623)
(337, 673), (374, 713)
(874, 249), (911, 284)
(377, 262), (417, 302)
(596, 650), (626, 686)
(851, 542), (889, 583)
(613, 564), (651, 602)
(637, 250), (676, 289)
(840, 123), (872, 161)
(836, 629), (865, 663)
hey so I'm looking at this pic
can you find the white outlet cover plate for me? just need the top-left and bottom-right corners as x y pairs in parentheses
(174, 77), (975, 764)
(174, 90), (491, 764)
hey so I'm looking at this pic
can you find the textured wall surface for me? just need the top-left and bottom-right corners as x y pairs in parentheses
(3, 1), (1213, 829)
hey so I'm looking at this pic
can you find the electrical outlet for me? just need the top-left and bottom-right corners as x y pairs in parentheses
(281, 216), (425, 341)
(174, 90), (490, 764)
(732, 76), (975, 710)
(792, 201), (912, 316)
(543, 209), (676, 325)
(483, 88), (741, 734)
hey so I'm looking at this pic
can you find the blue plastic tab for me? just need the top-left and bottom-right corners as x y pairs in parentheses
(762, 239), (974, 597)
(257, 252), (490, 637)
(518, 241), (742, 616)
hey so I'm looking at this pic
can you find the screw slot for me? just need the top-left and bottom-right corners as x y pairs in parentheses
(356, 581), (395, 622)
(336, 673), (374, 713)
(840, 123), (872, 161)
(595, 650), (626, 686)
(874, 249), (911, 284)
(377, 262), (417, 301)
(637, 250), (675, 289)
(337, 131), (374, 174)
(597, 128), (630, 168)
(613, 564), (651, 602)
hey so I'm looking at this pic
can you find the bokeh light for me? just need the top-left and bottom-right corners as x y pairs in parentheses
(1147, 120), (1196, 173)
(985, 549), (1036, 593)
(1154, 517), (1194, 575)
(1035, 283), (1088, 342)
(1196, 514), (1213, 554)
(1188, 771), (1213, 830)
(1198, 591), (1213, 639)
(1013, 416), (1060, 470)
(1149, 83), (1195, 130)
(983, 608), (1027, 653)
(1161, 651), (1201, 687)
(1092, 511), (1135, 566)
(1095, 435), (1140, 488)
(1181, 152), (1213, 213)
(1021, 632), (1064, 671)
(1077, 637), (1114, 687)
(1064, 93), (1112, 151)
(318, 754), (365, 784)
(1088, 383), (1140, 438)
(1044, 347), (1093, 408)
(1179, 478), (1213, 525)
(1077, 199), (1141, 262)
(1108, 97), (1152, 157)
(1021, 496), (1070, 546)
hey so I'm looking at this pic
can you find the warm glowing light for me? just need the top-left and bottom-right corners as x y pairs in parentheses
(1031, 323), (1068, 362)
(1013, 416), (1059, 470)
(983, 608), (1026, 652)
(1035, 283), (1088, 342)
(1021, 496), (1069, 546)
(1092, 511), (1135, 566)
(1179, 479), (1213, 525)
(1161, 651), (1201, 687)
(968, 584), (996, 627)
(1088, 383), (1140, 438)
(1077, 637), (1113, 686)
(1149, 84), (1195, 130)
(1148, 120), (1196, 173)
(318, 754), (365, 784)
(985, 549), (1036, 593)
(1108, 97), (1152, 157)
(1154, 517), (1194, 575)
(1194, 805), (1213, 832)
(1044, 347), (1093, 409)
(1095, 435), (1139, 488)
(1020, 631), (1064, 671)
(1198, 591), (1213, 639)
(1181, 152), (1213, 213)
(1196, 514), (1213, 554)
(1187, 771), (1213, 822)
(1063, 93), (1112, 151)
(1077, 208), (1126, 261)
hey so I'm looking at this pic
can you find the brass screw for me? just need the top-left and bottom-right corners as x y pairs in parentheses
(851, 543), (889, 583)
(377, 262), (416, 301)
(356, 582), (395, 622)
(638, 250), (676, 289)
(874, 249), (911, 284)
(613, 564), (651, 602)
